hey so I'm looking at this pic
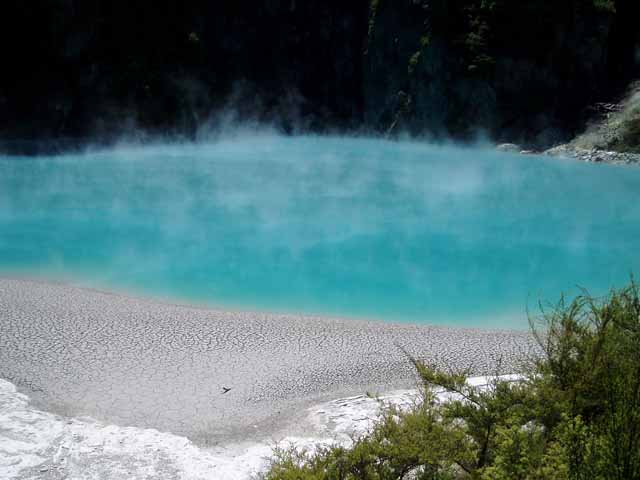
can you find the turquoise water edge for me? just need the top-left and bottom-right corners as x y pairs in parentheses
(1, 136), (639, 328)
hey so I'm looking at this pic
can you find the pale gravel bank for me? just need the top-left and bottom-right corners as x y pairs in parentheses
(0, 376), (520, 479)
(0, 278), (538, 447)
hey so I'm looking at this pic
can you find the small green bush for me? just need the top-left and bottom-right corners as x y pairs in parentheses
(610, 116), (640, 153)
(263, 281), (640, 480)
(592, 0), (616, 13)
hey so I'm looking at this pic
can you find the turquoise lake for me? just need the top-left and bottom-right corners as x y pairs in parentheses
(1, 136), (639, 328)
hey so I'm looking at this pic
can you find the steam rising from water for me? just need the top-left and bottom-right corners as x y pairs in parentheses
(1, 135), (639, 327)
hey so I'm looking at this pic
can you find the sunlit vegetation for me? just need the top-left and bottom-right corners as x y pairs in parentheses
(262, 281), (640, 479)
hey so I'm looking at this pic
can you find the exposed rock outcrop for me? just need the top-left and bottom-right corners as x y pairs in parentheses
(544, 145), (640, 164)
(543, 79), (640, 164)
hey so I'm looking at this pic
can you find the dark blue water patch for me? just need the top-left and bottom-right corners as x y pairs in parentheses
(1, 136), (639, 328)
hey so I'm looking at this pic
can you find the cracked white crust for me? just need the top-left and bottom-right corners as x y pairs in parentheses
(0, 278), (537, 445)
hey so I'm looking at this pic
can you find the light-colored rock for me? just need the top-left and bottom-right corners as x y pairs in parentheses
(496, 143), (522, 153)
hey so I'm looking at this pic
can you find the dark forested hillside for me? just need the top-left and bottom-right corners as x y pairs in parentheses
(0, 1), (368, 143)
(0, 0), (638, 151)
(365, 0), (640, 146)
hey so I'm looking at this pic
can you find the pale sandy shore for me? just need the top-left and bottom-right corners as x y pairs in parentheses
(0, 278), (538, 447)
(0, 376), (519, 479)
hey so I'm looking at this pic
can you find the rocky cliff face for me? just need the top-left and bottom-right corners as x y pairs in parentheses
(0, 0), (638, 151)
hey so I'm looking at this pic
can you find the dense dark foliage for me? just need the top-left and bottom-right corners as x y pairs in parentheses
(263, 282), (640, 479)
(365, 0), (640, 145)
(0, 1), (368, 144)
(0, 0), (639, 150)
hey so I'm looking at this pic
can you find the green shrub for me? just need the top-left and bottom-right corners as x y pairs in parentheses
(592, 0), (616, 13)
(610, 116), (640, 153)
(263, 281), (640, 480)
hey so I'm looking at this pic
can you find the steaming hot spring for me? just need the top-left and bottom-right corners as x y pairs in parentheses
(2, 135), (638, 326)
(1, 135), (639, 478)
